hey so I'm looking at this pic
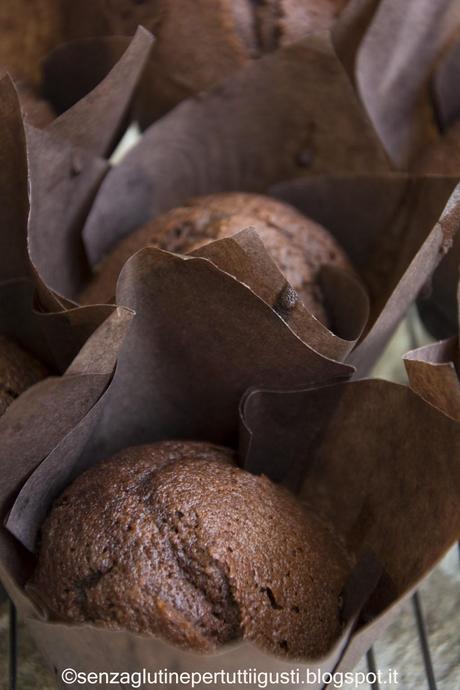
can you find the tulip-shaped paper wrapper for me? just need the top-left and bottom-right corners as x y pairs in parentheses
(412, 30), (460, 339)
(241, 375), (460, 688)
(22, 26), (460, 377)
(348, 0), (460, 337)
(0, 70), (140, 378)
(403, 281), (460, 423)
(0, 230), (459, 688)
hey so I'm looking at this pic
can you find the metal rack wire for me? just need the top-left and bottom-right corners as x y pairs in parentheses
(364, 591), (438, 690)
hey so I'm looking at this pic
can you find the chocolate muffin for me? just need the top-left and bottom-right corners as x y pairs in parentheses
(77, 0), (349, 40)
(60, 0), (350, 122)
(1, 2), (349, 127)
(81, 193), (353, 326)
(0, 336), (48, 418)
(31, 440), (352, 658)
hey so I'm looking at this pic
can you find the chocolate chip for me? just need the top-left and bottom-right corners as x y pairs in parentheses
(273, 284), (298, 319)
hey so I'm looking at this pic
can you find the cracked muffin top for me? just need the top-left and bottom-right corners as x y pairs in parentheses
(31, 440), (352, 659)
(62, 1), (350, 119)
(81, 192), (353, 328)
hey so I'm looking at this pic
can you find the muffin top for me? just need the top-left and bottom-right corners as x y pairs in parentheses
(60, 0), (349, 120)
(32, 440), (352, 659)
(81, 192), (352, 327)
(0, 336), (48, 418)
(93, 0), (348, 49)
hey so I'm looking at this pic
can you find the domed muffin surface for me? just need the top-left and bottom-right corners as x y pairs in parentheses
(81, 192), (353, 328)
(32, 440), (352, 658)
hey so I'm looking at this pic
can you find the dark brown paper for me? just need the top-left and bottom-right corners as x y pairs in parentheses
(412, 34), (460, 338)
(0, 261), (382, 688)
(241, 378), (460, 682)
(26, 125), (109, 300)
(271, 174), (460, 373)
(2, 305), (459, 686)
(45, 28), (153, 158)
(0, 279), (119, 372)
(81, 33), (389, 268)
(6, 242), (354, 555)
(404, 338), (460, 421)
(25, 29), (154, 301)
(432, 34), (460, 131)
(0, 309), (131, 607)
(43, 37), (128, 117)
(0, 76), (30, 283)
(404, 282), (460, 421)
(0, 78), (132, 371)
(191, 229), (370, 362)
(355, 0), (460, 167)
(332, 0), (380, 80)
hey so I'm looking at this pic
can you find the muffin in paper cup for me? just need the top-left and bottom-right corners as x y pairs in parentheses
(0, 231), (458, 688)
(0, 6), (459, 685)
(17, 23), (460, 376)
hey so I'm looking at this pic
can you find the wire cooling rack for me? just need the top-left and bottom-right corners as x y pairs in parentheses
(365, 592), (437, 690)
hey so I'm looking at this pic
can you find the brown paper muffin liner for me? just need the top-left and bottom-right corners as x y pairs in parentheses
(0, 0), (357, 129)
(417, 29), (460, 338)
(241, 374), (460, 687)
(347, 0), (460, 337)
(25, 28), (153, 301)
(80, 31), (390, 263)
(0, 72), (134, 372)
(403, 282), (460, 422)
(0, 249), (458, 687)
(0, 9), (459, 685)
(271, 174), (460, 372)
(15, 24), (460, 379)
(27, 30), (393, 331)
(412, 30), (460, 338)
(6, 2), (460, 342)
(43, 28), (152, 158)
(0, 235), (378, 673)
(353, 0), (460, 168)
(404, 336), (460, 421)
